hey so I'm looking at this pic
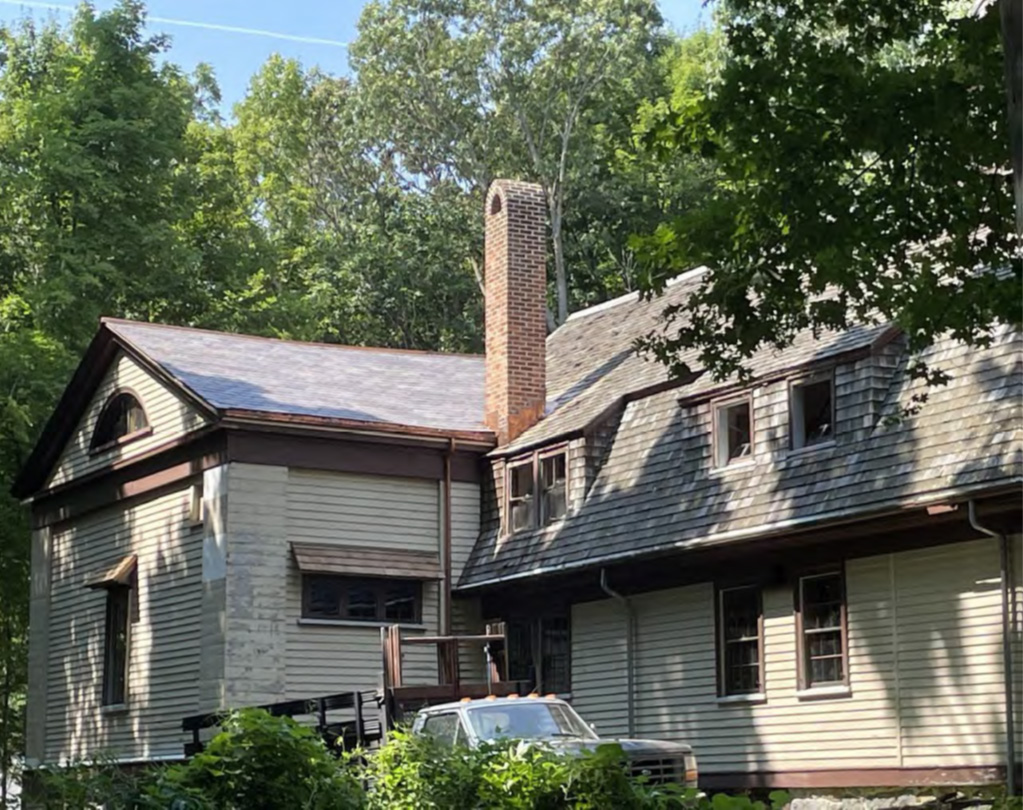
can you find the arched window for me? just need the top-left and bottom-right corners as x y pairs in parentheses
(91, 392), (149, 450)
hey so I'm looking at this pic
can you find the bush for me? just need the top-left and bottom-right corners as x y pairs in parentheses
(29, 709), (795, 810)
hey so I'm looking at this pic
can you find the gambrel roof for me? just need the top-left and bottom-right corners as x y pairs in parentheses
(458, 273), (1022, 588)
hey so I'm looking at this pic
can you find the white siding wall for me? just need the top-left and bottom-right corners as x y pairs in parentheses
(571, 537), (1013, 775)
(49, 352), (206, 488)
(44, 485), (202, 763)
(282, 469), (443, 698)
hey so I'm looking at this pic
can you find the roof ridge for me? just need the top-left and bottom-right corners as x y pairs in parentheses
(562, 266), (711, 324)
(100, 318), (486, 360)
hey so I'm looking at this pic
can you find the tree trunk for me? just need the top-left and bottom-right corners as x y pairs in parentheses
(550, 196), (568, 325)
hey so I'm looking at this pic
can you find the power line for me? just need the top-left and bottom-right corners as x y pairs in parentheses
(0, 0), (349, 47)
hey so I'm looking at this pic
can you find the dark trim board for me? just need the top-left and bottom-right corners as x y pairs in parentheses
(700, 764), (1009, 789)
(226, 429), (483, 484)
(473, 491), (1022, 612)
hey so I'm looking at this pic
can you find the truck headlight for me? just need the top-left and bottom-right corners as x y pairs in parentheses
(684, 753), (698, 786)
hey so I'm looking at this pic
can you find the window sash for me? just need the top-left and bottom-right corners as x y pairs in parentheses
(791, 376), (834, 450)
(718, 586), (763, 696)
(540, 453), (567, 525)
(102, 587), (130, 706)
(714, 399), (753, 467)
(302, 575), (422, 623)
(798, 572), (848, 688)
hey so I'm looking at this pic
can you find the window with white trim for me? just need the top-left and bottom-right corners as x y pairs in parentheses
(791, 376), (834, 449)
(713, 398), (753, 467)
(797, 571), (847, 688)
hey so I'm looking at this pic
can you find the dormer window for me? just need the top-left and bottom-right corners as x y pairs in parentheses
(714, 398), (753, 467)
(791, 375), (834, 450)
(506, 448), (568, 534)
(90, 392), (149, 452)
(508, 461), (535, 532)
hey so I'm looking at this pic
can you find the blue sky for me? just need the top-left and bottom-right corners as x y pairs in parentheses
(0, 0), (710, 114)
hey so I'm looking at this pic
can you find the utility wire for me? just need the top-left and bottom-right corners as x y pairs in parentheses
(0, 0), (349, 47)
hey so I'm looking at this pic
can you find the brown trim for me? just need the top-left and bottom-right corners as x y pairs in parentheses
(300, 574), (423, 624)
(32, 431), (226, 529)
(291, 542), (441, 579)
(700, 764), (1007, 790)
(794, 563), (850, 692)
(29, 424), (222, 505)
(225, 430), (483, 484)
(89, 425), (154, 457)
(715, 583), (765, 698)
(221, 409), (494, 447)
(504, 443), (570, 537)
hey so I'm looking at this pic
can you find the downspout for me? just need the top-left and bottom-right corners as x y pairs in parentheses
(442, 439), (455, 635)
(969, 500), (1018, 796)
(600, 569), (636, 737)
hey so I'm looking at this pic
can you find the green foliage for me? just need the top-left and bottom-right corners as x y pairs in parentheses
(166, 711), (365, 810)
(633, 0), (1020, 383)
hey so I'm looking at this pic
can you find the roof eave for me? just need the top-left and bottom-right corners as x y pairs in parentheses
(220, 409), (496, 449)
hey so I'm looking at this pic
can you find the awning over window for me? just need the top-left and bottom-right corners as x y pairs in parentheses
(290, 542), (441, 580)
(84, 554), (137, 589)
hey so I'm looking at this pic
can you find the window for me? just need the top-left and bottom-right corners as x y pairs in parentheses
(797, 571), (848, 689)
(714, 399), (753, 467)
(91, 392), (148, 451)
(420, 712), (461, 745)
(508, 462), (535, 533)
(791, 376), (834, 449)
(504, 615), (571, 695)
(540, 454), (567, 524)
(103, 586), (131, 706)
(718, 586), (764, 696)
(505, 449), (568, 534)
(301, 575), (422, 623)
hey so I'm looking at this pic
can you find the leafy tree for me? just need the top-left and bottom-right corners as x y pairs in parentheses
(351, 0), (670, 325)
(634, 0), (1020, 383)
(232, 56), (484, 350)
(0, 4), (265, 793)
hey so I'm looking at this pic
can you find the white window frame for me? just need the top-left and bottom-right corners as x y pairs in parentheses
(790, 373), (836, 451)
(712, 396), (754, 468)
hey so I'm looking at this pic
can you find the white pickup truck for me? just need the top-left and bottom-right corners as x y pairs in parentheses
(411, 695), (699, 788)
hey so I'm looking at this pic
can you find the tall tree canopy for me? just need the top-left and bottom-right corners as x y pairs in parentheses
(634, 0), (1021, 383)
(351, 0), (672, 323)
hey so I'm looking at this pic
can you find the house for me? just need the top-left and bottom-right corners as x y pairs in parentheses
(14, 179), (1022, 790)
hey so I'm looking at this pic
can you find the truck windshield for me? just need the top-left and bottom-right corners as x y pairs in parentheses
(465, 701), (598, 742)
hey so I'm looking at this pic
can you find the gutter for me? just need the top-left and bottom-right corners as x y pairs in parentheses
(599, 569), (636, 737)
(968, 500), (1018, 797)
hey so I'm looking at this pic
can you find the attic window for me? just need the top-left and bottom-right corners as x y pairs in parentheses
(714, 398), (753, 467)
(791, 376), (834, 450)
(508, 461), (535, 533)
(91, 392), (149, 451)
(506, 449), (569, 535)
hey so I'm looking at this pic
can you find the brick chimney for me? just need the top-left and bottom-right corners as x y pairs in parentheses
(484, 179), (547, 446)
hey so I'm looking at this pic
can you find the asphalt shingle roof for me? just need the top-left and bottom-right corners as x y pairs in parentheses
(105, 320), (488, 434)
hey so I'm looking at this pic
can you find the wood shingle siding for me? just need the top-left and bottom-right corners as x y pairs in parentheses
(48, 351), (207, 489)
(42, 485), (202, 763)
(570, 537), (1016, 776)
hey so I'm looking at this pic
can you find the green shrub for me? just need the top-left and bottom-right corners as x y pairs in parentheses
(168, 710), (364, 810)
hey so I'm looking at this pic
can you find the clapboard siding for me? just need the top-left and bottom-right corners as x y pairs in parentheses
(287, 470), (439, 552)
(284, 469), (443, 698)
(570, 537), (1010, 775)
(49, 352), (207, 488)
(44, 485), (201, 763)
(570, 599), (629, 736)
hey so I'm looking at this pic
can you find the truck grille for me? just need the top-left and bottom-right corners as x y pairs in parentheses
(627, 756), (685, 786)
